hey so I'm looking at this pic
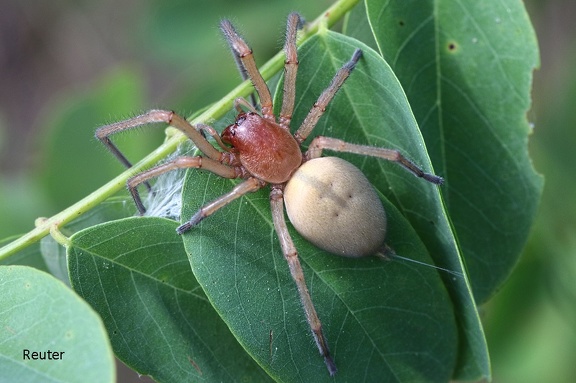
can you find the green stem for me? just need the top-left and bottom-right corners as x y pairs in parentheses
(0, 0), (360, 261)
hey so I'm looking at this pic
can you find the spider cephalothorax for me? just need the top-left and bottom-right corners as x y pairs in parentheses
(221, 111), (302, 184)
(96, 13), (442, 376)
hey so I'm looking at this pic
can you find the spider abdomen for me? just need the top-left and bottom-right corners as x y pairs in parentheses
(284, 156), (387, 257)
(222, 112), (302, 183)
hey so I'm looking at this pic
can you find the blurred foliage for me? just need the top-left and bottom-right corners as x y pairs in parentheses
(0, 0), (574, 382)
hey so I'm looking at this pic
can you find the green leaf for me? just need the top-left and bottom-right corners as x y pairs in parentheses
(0, 198), (134, 278)
(40, 198), (136, 285)
(181, 31), (461, 382)
(350, 1), (543, 378)
(357, 0), (543, 305)
(0, 265), (114, 382)
(67, 217), (272, 383)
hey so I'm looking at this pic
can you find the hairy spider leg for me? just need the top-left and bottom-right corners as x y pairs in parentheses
(279, 12), (304, 129)
(223, 25), (257, 109)
(177, 177), (264, 234)
(95, 109), (240, 213)
(294, 49), (363, 143)
(306, 136), (444, 185)
(96, 110), (223, 166)
(220, 20), (274, 120)
(127, 156), (239, 214)
(270, 186), (337, 376)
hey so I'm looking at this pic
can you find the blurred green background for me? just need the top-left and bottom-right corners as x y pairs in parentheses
(0, 0), (574, 382)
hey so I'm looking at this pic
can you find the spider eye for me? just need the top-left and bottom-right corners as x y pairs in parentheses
(236, 113), (247, 125)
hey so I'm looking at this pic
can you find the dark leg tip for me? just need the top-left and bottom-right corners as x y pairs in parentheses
(176, 211), (204, 235)
(423, 173), (444, 185)
(176, 222), (193, 235)
(325, 355), (337, 376)
(344, 49), (363, 71)
(351, 48), (363, 62)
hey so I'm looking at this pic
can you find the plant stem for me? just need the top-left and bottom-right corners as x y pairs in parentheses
(0, 0), (360, 261)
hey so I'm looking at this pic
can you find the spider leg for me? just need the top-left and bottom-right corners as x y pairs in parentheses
(306, 136), (444, 184)
(220, 20), (274, 120)
(177, 177), (264, 234)
(224, 29), (258, 109)
(96, 109), (224, 166)
(294, 49), (363, 144)
(233, 97), (259, 114)
(127, 156), (240, 214)
(270, 186), (337, 376)
(279, 12), (304, 130)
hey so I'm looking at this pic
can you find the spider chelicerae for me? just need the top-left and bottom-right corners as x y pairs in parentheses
(96, 13), (443, 376)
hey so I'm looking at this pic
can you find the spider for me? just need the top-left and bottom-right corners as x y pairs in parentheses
(95, 13), (443, 376)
